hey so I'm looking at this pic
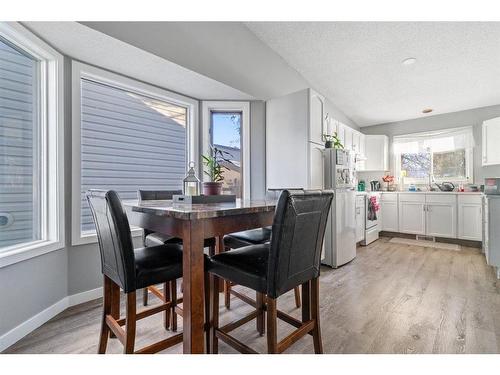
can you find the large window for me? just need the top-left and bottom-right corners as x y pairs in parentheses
(72, 62), (198, 244)
(394, 127), (474, 185)
(0, 22), (63, 265)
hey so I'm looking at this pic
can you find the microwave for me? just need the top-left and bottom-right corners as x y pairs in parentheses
(484, 178), (500, 195)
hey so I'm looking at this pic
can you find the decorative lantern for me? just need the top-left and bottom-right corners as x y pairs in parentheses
(183, 161), (200, 196)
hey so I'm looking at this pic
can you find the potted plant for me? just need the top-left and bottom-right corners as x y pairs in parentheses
(202, 146), (234, 195)
(322, 133), (344, 149)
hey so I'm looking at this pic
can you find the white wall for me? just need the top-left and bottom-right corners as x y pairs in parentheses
(362, 104), (500, 186)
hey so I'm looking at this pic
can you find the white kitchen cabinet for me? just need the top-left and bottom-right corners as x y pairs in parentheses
(482, 117), (500, 166)
(336, 122), (345, 147)
(352, 131), (360, 154)
(425, 194), (457, 238)
(363, 135), (389, 171)
(344, 126), (353, 151)
(355, 195), (366, 242)
(458, 195), (482, 241)
(398, 194), (426, 235)
(380, 193), (398, 232)
(267, 89), (329, 190)
(309, 144), (325, 190)
(309, 90), (325, 145)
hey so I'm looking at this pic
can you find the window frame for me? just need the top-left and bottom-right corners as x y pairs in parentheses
(201, 101), (250, 200)
(0, 22), (64, 268)
(394, 134), (474, 186)
(71, 61), (199, 245)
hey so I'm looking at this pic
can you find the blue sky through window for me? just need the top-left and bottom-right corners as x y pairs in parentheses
(211, 112), (241, 149)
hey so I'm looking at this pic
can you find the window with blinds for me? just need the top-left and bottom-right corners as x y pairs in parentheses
(80, 78), (187, 234)
(0, 37), (39, 250)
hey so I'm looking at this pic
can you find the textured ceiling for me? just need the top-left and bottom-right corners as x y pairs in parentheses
(246, 22), (500, 126)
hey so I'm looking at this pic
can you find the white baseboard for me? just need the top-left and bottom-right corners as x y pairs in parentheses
(67, 287), (103, 307)
(0, 286), (103, 352)
(0, 298), (68, 352)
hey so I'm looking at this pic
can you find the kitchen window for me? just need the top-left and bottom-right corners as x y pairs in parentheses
(72, 62), (198, 245)
(0, 22), (64, 267)
(394, 126), (474, 185)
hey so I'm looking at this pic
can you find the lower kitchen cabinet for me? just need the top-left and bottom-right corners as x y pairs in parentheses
(398, 194), (426, 235)
(380, 193), (398, 232)
(425, 195), (457, 238)
(458, 195), (482, 241)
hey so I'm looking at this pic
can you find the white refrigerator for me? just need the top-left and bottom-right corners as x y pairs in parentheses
(322, 149), (357, 268)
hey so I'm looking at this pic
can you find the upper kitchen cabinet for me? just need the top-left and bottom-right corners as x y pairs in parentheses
(482, 117), (500, 166)
(266, 89), (327, 190)
(309, 90), (325, 145)
(363, 135), (389, 171)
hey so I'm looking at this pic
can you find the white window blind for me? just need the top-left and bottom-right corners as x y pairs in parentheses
(80, 78), (188, 234)
(0, 37), (39, 249)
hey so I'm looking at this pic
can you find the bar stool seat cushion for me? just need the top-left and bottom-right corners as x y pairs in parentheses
(208, 244), (269, 293)
(134, 244), (184, 290)
(224, 226), (272, 249)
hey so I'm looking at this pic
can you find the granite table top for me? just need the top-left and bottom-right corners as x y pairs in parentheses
(123, 199), (277, 220)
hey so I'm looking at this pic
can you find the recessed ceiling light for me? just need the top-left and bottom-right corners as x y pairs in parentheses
(402, 57), (417, 65)
(422, 108), (433, 114)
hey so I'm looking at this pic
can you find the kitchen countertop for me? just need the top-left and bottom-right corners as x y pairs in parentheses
(368, 191), (483, 195)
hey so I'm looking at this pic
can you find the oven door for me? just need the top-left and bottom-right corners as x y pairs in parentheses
(365, 195), (379, 230)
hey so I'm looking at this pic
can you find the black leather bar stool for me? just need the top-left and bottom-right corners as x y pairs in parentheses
(87, 189), (185, 354)
(207, 189), (333, 354)
(138, 190), (216, 321)
(223, 227), (301, 310)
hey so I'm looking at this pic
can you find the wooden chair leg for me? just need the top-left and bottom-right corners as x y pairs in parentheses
(266, 296), (278, 354)
(301, 280), (311, 323)
(310, 277), (323, 354)
(124, 291), (137, 354)
(211, 274), (220, 354)
(256, 292), (265, 336)
(162, 282), (171, 330)
(98, 276), (112, 353)
(224, 281), (231, 309)
(294, 287), (301, 308)
(204, 271), (211, 353)
(109, 280), (120, 339)
(142, 288), (148, 306)
(170, 280), (178, 332)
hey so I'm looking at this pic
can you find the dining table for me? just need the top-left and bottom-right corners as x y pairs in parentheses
(123, 198), (277, 354)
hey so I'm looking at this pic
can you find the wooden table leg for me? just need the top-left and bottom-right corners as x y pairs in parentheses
(182, 220), (205, 354)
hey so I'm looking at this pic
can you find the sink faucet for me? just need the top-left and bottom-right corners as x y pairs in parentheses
(429, 174), (435, 191)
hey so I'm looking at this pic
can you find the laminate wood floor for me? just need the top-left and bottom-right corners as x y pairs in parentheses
(4, 237), (500, 354)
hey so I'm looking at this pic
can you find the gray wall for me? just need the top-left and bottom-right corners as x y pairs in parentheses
(362, 104), (500, 185)
(0, 22), (357, 346)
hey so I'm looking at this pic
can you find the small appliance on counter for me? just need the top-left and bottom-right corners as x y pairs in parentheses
(435, 181), (455, 192)
(484, 178), (500, 195)
(370, 180), (381, 191)
(358, 180), (366, 192)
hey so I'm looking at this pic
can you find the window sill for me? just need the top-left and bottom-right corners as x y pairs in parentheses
(0, 240), (65, 269)
(71, 227), (143, 246)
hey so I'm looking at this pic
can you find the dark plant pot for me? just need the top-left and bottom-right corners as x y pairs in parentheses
(324, 141), (333, 149)
(202, 182), (223, 196)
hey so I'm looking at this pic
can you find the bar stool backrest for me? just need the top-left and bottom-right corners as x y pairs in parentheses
(86, 189), (136, 292)
(267, 189), (333, 298)
(138, 190), (182, 241)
